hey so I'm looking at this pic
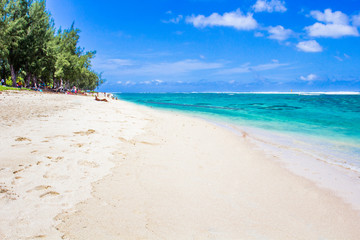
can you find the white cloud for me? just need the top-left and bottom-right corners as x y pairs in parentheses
(217, 61), (289, 75)
(186, 9), (258, 30)
(125, 81), (135, 85)
(352, 14), (360, 27)
(140, 79), (164, 85)
(267, 25), (293, 41)
(306, 23), (359, 38)
(154, 79), (164, 84)
(310, 9), (349, 24)
(296, 40), (323, 52)
(300, 74), (318, 81)
(252, 0), (287, 13)
(306, 9), (359, 38)
(163, 15), (183, 24)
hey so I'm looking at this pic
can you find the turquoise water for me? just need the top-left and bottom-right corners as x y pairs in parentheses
(115, 93), (360, 170)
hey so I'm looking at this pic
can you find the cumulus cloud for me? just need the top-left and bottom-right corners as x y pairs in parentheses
(306, 9), (359, 38)
(310, 9), (349, 24)
(296, 40), (323, 52)
(186, 9), (258, 30)
(306, 23), (359, 38)
(163, 15), (183, 24)
(252, 0), (287, 13)
(300, 74), (318, 81)
(352, 14), (360, 27)
(267, 25), (293, 41)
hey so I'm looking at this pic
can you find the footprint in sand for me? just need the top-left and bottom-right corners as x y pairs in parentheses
(0, 185), (9, 194)
(40, 191), (60, 198)
(140, 141), (159, 146)
(118, 137), (136, 144)
(27, 185), (52, 193)
(15, 137), (31, 142)
(0, 184), (17, 200)
(33, 235), (46, 239)
(13, 169), (24, 174)
(78, 160), (99, 168)
(52, 156), (64, 162)
(74, 129), (96, 136)
(72, 143), (84, 148)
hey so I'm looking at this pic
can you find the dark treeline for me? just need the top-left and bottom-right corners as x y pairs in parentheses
(0, 0), (104, 90)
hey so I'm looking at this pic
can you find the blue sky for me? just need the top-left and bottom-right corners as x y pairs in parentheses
(46, 0), (360, 92)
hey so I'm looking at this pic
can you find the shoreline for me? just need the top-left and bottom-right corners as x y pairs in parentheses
(217, 121), (360, 211)
(128, 105), (360, 211)
(1, 91), (360, 239)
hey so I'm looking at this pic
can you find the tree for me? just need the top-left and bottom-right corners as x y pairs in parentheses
(22, 0), (54, 87)
(2, 0), (30, 86)
(0, 0), (104, 90)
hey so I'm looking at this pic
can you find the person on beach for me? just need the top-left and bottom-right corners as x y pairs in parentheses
(71, 86), (77, 94)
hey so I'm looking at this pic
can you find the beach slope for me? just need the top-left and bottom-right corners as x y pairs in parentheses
(1, 91), (359, 239)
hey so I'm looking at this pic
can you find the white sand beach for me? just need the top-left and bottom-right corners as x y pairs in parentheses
(1, 91), (360, 240)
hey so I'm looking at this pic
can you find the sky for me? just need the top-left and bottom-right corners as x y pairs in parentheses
(46, 0), (360, 92)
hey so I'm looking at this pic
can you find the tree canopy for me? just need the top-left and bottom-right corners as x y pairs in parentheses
(0, 0), (104, 90)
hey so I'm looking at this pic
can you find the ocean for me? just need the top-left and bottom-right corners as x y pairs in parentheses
(114, 93), (360, 172)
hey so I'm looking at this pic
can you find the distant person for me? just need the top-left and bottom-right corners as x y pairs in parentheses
(1, 79), (4, 85)
(71, 86), (77, 94)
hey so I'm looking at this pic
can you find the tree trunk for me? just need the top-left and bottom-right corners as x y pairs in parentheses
(25, 73), (31, 88)
(10, 64), (17, 87)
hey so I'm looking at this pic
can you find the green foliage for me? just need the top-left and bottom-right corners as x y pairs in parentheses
(0, 0), (103, 90)
(0, 85), (19, 91)
(6, 76), (12, 86)
(0, 85), (31, 91)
